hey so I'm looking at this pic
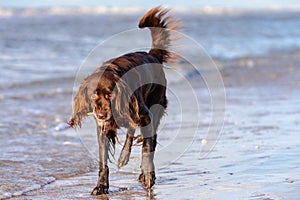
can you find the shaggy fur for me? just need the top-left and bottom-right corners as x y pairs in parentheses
(68, 6), (181, 195)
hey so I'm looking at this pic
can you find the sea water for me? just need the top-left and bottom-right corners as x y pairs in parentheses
(1, 8), (300, 86)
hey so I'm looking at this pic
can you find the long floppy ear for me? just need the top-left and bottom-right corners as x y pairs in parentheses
(112, 77), (139, 126)
(68, 75), (98, 128)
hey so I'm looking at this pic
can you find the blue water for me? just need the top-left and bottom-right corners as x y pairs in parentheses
(1, 8), (300, 85)
(1, 8), (300, 199)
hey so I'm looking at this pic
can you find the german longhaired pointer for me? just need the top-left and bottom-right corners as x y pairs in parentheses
(68, 6), (181, 195)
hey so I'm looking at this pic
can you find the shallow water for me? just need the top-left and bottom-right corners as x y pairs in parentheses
(2, 81), (299, 199)
(1, 9), (300, 200)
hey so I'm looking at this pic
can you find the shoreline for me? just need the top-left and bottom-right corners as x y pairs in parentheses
(215, 50), (300, 87)
(2, 49), (300, 89)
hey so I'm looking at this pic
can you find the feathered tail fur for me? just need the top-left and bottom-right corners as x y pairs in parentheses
(138, 6), (182, 63)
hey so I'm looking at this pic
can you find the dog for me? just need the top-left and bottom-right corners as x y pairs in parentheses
(68, 6), (181, 195)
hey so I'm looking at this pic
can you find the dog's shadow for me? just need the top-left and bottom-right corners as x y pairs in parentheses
(94, 185), (157, 200)
(102, 176), (178, 199)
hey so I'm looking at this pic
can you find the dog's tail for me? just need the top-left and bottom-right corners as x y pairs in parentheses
(138, 6), (182, 63)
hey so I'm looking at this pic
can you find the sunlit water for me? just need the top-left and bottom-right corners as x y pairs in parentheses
(1, 9), (300, 85)
(1, 8), (300, 199)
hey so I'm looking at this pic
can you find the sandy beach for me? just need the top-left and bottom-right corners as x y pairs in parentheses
(0, 51), (299, 199)
(1, 8), (300, 200)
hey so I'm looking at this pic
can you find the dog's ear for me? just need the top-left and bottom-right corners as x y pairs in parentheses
(112, 77), (139, 125)
(68, 77), (97, 128)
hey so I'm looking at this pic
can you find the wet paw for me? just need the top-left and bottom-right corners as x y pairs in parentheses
(117, 149), (130, 168)
(91, 185), (108, 195)
(138, 172), (155, 189)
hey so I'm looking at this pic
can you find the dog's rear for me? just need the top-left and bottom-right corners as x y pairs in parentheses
(68, 6), (182, 195)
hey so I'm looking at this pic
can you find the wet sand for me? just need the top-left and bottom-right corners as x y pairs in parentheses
(1, 52), (300, 199)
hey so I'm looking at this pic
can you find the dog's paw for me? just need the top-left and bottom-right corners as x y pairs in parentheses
(117, 149), (130, 168)
(138, 171), (156, 189)
(91, 185), (108, 195)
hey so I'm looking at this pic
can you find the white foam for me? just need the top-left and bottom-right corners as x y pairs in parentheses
(1, 6), (300, 18)
(0, 7), (147, 17)
(49, 123), (78, 138)
(0, 8), (13, 17)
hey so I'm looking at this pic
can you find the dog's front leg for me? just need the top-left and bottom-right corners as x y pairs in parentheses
(139, 114), (156, 189)
(118, 128), (135, 168)
(91, 126), (110, 195)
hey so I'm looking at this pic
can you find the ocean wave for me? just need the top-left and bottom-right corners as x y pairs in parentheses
(0, 8), (13, 17)
(0, 7), (147, 17)
(1, 6), (300, 17)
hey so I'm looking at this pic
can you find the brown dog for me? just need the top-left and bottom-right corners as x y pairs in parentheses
(68, 6), (181, 195)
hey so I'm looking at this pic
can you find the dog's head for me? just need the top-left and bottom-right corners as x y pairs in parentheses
(69, 68), (139, 128)
(90, 71), (115, 127)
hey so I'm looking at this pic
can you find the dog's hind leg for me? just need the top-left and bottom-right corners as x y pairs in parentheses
(91, 125), (110, 195)
(138, 134), (157, 189)
(118, 127), (136, 168)
(138, 102), (165, 189)
(138, 112), (156, 189)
